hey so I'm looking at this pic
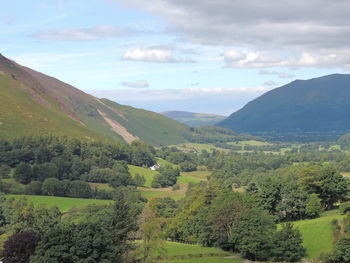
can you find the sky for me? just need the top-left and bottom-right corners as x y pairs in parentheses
(1, 0), (349, 115)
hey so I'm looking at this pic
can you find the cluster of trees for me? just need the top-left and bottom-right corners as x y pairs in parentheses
(0, 192), (139, 262)
(324, 214), (350, 262)
(148, 183), (305, 262)
(184, 126), (256, 144)
(0, 136), (152, 198)
(151, 165), (180, 188)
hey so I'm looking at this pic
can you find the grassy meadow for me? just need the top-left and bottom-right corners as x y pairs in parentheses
(292, 210), (344, 258)
(5, 194), (113, 212)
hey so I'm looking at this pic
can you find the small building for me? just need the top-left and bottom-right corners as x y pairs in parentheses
(150, 163), (161, 171)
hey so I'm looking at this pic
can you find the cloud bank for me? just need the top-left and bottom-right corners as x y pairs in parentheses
(121, 80), (149, 88)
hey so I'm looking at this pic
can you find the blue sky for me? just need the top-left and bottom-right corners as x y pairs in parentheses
(1, 0), (348, 115)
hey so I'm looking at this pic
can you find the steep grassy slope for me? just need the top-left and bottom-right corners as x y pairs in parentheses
(219, 74), (350, 140)
(161, 111), (226, 127)
(0, 73), (102, 140)
(99, 99), (188, 146)
(0, 54), (190, 145)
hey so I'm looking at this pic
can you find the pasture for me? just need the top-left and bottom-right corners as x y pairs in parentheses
(5, 194), (113, 212)
(292, 209), (344, 258)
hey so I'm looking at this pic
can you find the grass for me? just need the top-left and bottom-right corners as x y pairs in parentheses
(292, 209), (344, 258)
(170, 143), (229, 153)
(136, 241), (238, 263)
(159, 241), (230, 258)
(5, 194), (113, 212)
(128, 165), (158, 187)
(101, 99), (188, 146)
(88, 182), (113, 190)
(180, 170), (212, 179)
(156, 158), (180, 169)
(137, 187), (185, 201)
(159, 258), (241, 263)
(0, 74), (102, 141)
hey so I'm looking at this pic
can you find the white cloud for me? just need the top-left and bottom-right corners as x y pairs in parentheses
(263, 80), (278, 86)
(116, 0), (350, 70)
(31, 25), (129, 41)
(224, 50), (350, 69)
(259, 70), (295, 79)
(121, 80), (149, 88)
(122, 47), (196, 63)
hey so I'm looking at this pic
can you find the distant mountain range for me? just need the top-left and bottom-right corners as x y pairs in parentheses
(161, 111), (226, 127)
(0, 54), (190, 146)
(219, 74), (350, 141)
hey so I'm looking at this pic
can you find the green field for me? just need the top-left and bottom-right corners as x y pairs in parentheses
(227, 140), (272, 147)
(138, 241), (239, 263)
(5, 194), (113, 212)
(170, 143), (229, 153)
(292, 210), (344, 258)
(128, 165), (158, 187)
(137, 187), (185, 200)
(160, 258), (240, 263)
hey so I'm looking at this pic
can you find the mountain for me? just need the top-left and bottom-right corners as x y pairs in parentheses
(219, 74), (350, 141)
(0, 54), (189, 146)
(161, 111), (226, 127)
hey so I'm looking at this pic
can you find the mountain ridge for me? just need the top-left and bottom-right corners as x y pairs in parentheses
(219, 73), (350, 141)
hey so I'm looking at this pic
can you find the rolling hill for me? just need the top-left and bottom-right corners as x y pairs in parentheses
(219, 74), (350, 141)
(161, 111), (226, 127)
(0, 54), (188, 146)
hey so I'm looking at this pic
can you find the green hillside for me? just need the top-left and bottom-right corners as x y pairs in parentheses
(0, 54), (190, 146)
(100, 99), (188, 146)
(0, 73), (102, 140)
(219, 74), (350, 141)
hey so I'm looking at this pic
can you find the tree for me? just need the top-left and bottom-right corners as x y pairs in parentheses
(32, 163), (58, 181)
(148, 197), (177, 218)
(138, 205), (166, 263)
(151, 165), (180, 188)
(67, 180), (92, 198)
(3, 231), (40, 263)
(276, 182), (308, 221)
(134, 174), (146, 186)
(109, 191), (138, 262)
(30, 222), (117, 263)
(271, 223), (306, 262)
(25, 181), (42, 195)
(229, 208), (276, 261)
(41, 178), (67, 196)
(305, 194), (321, 218)
(318, 166), (349, 209)
(0, 164), (11, 178)
(14, 163), (33, 184)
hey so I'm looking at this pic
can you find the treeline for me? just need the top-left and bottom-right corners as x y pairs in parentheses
(184, 126), (257, 144)
(0, 136), (155, 198)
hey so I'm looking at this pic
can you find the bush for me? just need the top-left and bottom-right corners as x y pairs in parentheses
(14, 163), (33, 184)
(340, 202), (350, 215)
(151, 165), (180, 188)
(306, 194), (321, 218)
(3, 231), (41, 263)
(134, 174), (146, 186)
(25, 181), (42, 195)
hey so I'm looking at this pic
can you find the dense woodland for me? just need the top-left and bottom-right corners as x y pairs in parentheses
(1, 135), (350, 262)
